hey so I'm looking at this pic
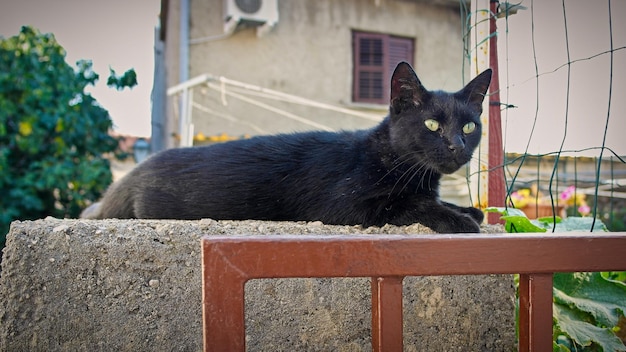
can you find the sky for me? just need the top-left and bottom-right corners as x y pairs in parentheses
(0, 0), (624, 156)
(0, 0), (160, 137)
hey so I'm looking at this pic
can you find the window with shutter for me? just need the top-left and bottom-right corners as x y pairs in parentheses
(352, 31), (414, 105)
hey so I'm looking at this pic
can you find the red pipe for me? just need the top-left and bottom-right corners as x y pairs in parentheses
(488, 0), (506, 224)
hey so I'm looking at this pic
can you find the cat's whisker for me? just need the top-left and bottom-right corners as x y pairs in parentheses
(403, 163), (430, 194)
(416, 165), (433, 191)
(385, 155), (421, 197)
(388, 163), (418, 198)
(375, 151), (419, 185)
(394, 163), (422, 194)
(395, 159), (432, 196)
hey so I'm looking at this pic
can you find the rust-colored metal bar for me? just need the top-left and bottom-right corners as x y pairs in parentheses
(518, 273), (554, 352)
(202, 255), (246, 350)
(371, 276), (404, 352)
(201, 232), (626, 351)
(203, 233), (626, 277)
(487, 0), (506, 224)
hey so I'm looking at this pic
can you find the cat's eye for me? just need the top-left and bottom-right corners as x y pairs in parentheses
(462, 122), (476, 134)
(424, 119), (440, 132)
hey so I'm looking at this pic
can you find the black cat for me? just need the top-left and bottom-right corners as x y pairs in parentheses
(83, 62), (492, 233)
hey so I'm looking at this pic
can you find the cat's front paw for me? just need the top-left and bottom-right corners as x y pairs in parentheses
(441, 202), (484, 225)
(465, 207), (484, 223)
(454, 214), (481, 233)
(433, 214), (481, 233)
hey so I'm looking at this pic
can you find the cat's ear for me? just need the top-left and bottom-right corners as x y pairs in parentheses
(390, 62), (428, 114)
(458, 69), (492, 110)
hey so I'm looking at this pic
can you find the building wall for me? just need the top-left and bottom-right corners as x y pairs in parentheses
(162, 0), (467, 145)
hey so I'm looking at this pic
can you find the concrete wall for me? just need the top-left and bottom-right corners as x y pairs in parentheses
(0, 218), (515, 351)
(162, 0), (467, 145)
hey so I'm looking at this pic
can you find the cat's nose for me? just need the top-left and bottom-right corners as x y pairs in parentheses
(448, 137), (465, 152)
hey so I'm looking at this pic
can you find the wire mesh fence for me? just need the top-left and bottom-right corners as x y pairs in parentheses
(462, 0), (626, 230)
(166, 0), (626, 230)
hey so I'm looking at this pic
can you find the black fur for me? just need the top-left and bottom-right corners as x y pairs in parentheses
(86, 62), (492, 233)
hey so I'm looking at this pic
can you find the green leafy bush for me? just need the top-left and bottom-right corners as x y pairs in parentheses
(486, 207), (626, 351)
(0, 26), (133, 255)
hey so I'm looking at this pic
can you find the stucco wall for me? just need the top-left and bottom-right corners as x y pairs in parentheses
(163, 0), (467, 142)
(0, 218), (515, 351)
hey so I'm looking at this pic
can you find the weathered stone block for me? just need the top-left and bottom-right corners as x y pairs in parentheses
(0, 218), (515, 351)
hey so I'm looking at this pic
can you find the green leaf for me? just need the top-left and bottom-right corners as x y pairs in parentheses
(532, 217), (609, 233)
(554, 272), (626, 328)
(554, 303), (626, 351)
(537, 216), (563, 224)
(502, 215), (547, 233)
(553, 341), (571, 352)
(485, 207), (608, 233)
(485, 206), (526, 217)
(602, 271), (626, 283)
(562, 217), (608, 232)
(485, 207), (547, 233)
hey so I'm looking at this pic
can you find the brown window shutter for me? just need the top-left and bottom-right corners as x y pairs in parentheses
(388, 36), (414, 79)
(353, 32), (386, 104)
(353, 31), (414, 105)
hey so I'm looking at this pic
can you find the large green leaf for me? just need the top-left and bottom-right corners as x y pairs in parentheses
(554, 303), (626, 351)
(603, 271), (626, 283)
(554, 272), (626, 328)
(553, 341), (572, 352)
(536, 217), (608, 233)
(485, 207), (608, 233)
(485, 207), (547, 233)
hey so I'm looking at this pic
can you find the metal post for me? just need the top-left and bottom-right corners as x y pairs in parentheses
(469, 0), (492, 213)
(179, 88), (190, 147)
(371, 276), (404, 352)
(487, 0), (506, 223)
(178, 0), (190, 147)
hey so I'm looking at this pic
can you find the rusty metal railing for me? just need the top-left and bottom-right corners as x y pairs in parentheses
(201, 233), (626, 351)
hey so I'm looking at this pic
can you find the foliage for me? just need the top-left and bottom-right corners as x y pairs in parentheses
(486, 207), (626, 351)
(554, 273), (626, 351)
(107, 67), (138, 90)
(486, 207), (607, 233)
(0, 26), (134, 253)
(604, 208), (626, 232)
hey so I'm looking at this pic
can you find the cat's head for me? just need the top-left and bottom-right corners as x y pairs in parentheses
(387, 62), (492, 174)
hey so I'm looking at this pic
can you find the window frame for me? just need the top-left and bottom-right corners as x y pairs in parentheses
(352, 31), (415, 105)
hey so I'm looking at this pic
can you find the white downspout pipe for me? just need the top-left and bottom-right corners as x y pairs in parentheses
(180, 0), (189, 85)
(179, 0), (192, 147)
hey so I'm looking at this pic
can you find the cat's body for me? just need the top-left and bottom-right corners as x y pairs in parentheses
(84, 63), (492, 233)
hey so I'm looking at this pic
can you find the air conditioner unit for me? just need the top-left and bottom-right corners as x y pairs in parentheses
(224, 0), (279, 36)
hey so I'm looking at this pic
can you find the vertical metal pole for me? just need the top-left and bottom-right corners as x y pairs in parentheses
(179, 0), (190, 148)
(180, 0), (189, 84)
(469, 0), (491, 213)
(151, 27), (166, 153)
(179, 88), (190, 147)
(202, 241), (246, 351)
(518, 273), (554, 351)
(487, 0), (506, 223)
(371, 276), (404, 352)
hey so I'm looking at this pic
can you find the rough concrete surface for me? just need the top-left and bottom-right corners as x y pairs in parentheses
(0, 218), (515, 351)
